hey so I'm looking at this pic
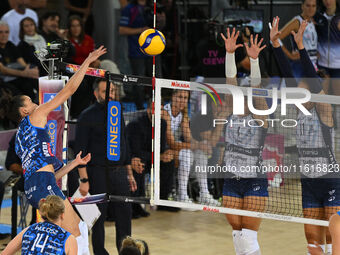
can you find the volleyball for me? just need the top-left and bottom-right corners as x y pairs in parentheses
(138, 29), (166, 56)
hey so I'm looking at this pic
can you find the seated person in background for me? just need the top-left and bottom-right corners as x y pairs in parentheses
(0, 21), (39, 100)
(67, 15), (99, 68)
(64, 0), (94, 35)
(39, 12), (65, 43)
(1, 195), (78, 255)
(126, 101), (178, 215)
(164, 90), (220, 206)
(1, 0), (38, 46)
(17, 17), (46, 71)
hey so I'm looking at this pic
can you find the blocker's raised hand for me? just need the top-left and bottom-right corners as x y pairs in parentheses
(244, 34), (266, 59)
(269, 16), (281, 47)
(291, 20), (308, 50)
(220, 27), (243, 53)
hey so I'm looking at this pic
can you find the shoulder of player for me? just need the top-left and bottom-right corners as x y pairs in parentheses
(65, 234), (77, 254)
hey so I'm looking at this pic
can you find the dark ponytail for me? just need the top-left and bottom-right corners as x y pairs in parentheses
(3, 95), (25, 125)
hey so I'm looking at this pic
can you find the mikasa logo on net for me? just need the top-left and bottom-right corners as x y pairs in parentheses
(200, 87), (312, 128)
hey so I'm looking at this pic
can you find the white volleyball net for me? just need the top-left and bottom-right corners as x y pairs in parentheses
(153, 77), (340, 226)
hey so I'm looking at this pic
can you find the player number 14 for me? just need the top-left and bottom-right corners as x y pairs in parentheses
(31, 233), (49, 252)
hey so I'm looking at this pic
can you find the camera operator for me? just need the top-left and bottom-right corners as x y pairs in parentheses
(119, 0), (165, 110)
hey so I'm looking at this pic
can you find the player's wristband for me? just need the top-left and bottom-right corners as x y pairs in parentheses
(225, 52), (237, 78)
(250, 57), (261, 86)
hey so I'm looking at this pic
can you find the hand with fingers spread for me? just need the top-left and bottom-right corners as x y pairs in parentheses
(244, 34), (267, 60)
(85, 45), (107, 64)
(291, 20), (308, 50)
(220, 27), (243, 53)
(269, 16), (281, 48)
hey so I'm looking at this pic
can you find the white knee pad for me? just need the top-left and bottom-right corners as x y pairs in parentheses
(232, 230), (242, 255)
(76, 221), (90, 255)
(178, 149), (193, 169)
(239, 229), (260, 255)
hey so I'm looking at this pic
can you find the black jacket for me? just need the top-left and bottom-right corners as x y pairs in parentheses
(75, 101), (131, 167)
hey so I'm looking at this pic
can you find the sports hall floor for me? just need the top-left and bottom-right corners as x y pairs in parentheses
(0, 199), (307, 255)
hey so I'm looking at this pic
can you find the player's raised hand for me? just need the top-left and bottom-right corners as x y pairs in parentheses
(269, 16), (281, 47)
(244, 34), (266, 59)
(220, 27), (243, 53)
(85, 46), (107, 64)
(75, 151), (91, 165)
(291, 20), (308, 50)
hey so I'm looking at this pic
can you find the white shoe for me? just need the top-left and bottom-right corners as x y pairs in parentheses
(197, 193), (221, 206)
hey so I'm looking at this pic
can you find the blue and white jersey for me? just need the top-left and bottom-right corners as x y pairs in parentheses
(224, 114), (266, 178)
(15, 116), (63, 181)
(22, 222), (71, 255)
(164, 103), (183, 142)
(314, 11), (340, 69)
(297, 108), (335, 177)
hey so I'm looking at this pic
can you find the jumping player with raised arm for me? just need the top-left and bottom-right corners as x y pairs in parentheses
(9, 46), (106, 255)
(1, 195), (77, 255)
(270, 17), (338, 255)
(220, 27), (268, 255)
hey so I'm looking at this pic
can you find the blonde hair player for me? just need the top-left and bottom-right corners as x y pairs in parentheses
(220, 27), (268, 255)
(10, 46), (106, 255)
(1, 195), (77, 255)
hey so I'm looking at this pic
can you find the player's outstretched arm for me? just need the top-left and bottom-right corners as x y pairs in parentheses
(244, 34), (269, 128)
(221, 27), (243, 81)
(1, 227), (28, 255)
(55, 151), (91, 181)
(30, 46), (107, 127)
(270, 17), (297, 85)
(292, 20), (333, 126)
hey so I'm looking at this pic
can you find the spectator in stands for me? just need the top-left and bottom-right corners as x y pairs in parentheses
(314, 0), (340, 95)
(278, 0), (317, 78)
(119, 0), (164, 110)
(17, 17), (46, 69)
(75, 78), (136, 253)
(64, 0), (94, 36)
(164, 90), (220, 206)
(0, 21), (39, 100)
(1, 0), (38, 46)
(67, 15), (99, 67)
(126, 101), (178, 216)
(39, 12), (65, 43)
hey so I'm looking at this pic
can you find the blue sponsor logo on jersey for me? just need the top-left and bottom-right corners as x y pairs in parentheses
(44, 93), (61, 111)
(107, 101), (121, 161)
